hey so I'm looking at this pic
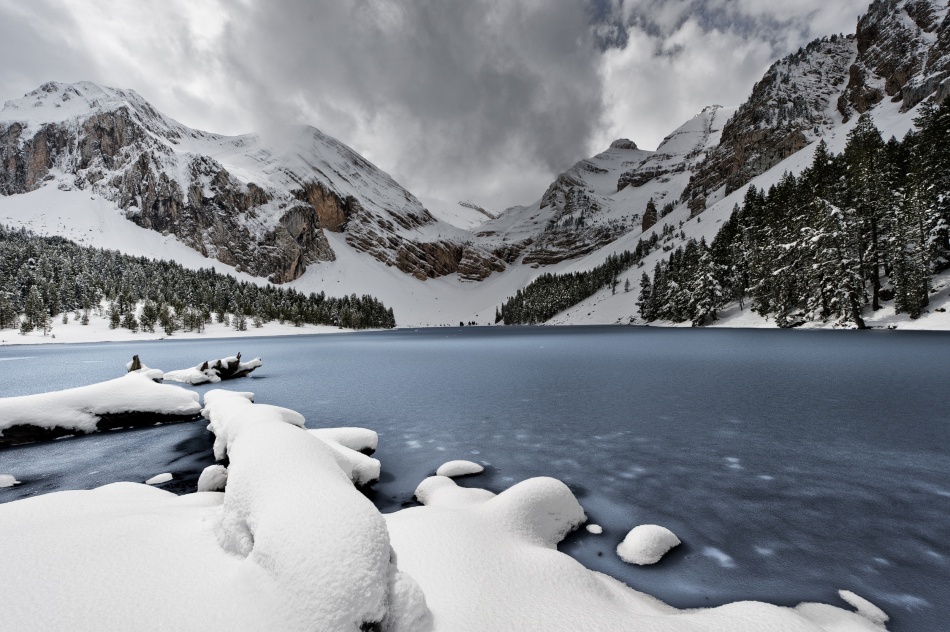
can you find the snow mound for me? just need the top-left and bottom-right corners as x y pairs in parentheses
(197, 464), (228, 492)
(202, 390), (429, 630)
(145, 473), (173, 485)
(389, 475), (884, 631)
(435, 460), (484, 477)
(0, 474), (20, 488)
(309, 428), (381, 487)
(839, 590), (889, 625)
(125, 355), (163, 381)
(586, 523), (603, 534)
(0, 373), (201, 445)
(164, 353), (262, 385)
(616, 524), (681, 565)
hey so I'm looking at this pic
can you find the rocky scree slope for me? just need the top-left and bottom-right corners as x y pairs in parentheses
(0, 82), (503, 284)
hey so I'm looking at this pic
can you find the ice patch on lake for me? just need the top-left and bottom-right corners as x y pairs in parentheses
(702, 546), (736, 568)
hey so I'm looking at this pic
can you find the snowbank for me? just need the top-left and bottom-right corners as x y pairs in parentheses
(435, 459), (484, 477)
(201, 389), (428, 631)
(0, 474), (20, 488)
(145, 473), (173, 485)
(0, 372), (201, 446)
(387, 475), (889, 631)
(164, 353), (262, 385)
(616, 524), (681, 565)
(309, 428), (382, 487)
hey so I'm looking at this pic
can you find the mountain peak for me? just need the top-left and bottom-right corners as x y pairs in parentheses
(3, 81), (148, 124)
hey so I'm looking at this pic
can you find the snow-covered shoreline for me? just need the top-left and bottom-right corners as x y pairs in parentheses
(0, 379), (893, 631)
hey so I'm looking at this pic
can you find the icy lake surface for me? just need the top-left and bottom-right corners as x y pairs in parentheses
(1, 326), (948, 631)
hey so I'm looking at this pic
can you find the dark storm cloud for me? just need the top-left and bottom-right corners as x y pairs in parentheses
(218, 0), (609, 207)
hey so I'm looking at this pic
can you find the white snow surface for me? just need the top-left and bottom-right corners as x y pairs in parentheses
(196, 464), (228, 492)
(616, 524), (682, 565)
(586, 523), (603, 535)
(309, 428), (382, 487)
(0, 372), (200, 436)
(435, 459), (484, 477)
(201, 389), (427, 631)
(0, 474), (20, 488)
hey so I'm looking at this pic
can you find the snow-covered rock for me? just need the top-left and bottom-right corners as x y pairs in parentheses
(125, 355), (164, 381)
(145, 472), (173, 485)
(435, 459), (484, 477)
(0, 474), (20, 488)
(585, 523), (603, 535)
(0, 372), (201, 446)
(616, 524), (681, 565)
(309, 428), (382, 487)
(839, 590), (890, 626)
(197, 464), (228, 492)
(164, 353), (261, 385)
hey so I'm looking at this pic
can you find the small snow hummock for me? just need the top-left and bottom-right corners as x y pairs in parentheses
(145, 473), (173, 485)
(125, 355), (164, 381)
(309, 428), (382, 487)
(164, 352), (262, 385)
(0, 474), (21, 488)
(196, 464), (228, 492)
(586, 523), (603, 535)
(839, 589), (889, 625)
(616, 524), (681, 565)
(0, 372), (202, 446)
(435, 460), (484, 478)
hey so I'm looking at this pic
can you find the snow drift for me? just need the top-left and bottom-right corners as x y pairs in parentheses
(0, 372), (201, 446)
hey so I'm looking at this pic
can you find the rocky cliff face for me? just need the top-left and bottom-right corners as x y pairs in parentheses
(476, 108), (729, 267)
(682, 35), (856, 214)
(0, 82), (503, 283)
(840, 0), (950, 118)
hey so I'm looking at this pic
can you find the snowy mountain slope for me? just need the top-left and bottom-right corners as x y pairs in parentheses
(548, 96), (926, 327)
(0, 81), (504, 284)
(420, 197), (496, 231)
(476, 107), (731, 268)
(682, 35), (856, 214)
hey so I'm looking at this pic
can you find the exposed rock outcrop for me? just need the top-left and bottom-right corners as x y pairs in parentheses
(682, 36), (855, 213)
(0, 81), (503, 284)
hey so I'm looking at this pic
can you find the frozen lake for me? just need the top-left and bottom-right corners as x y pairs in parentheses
(1, 326), (948, 631)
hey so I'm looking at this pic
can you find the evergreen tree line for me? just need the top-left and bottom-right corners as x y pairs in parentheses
(497, 235), (665, 325)
(639, 99), (950, 328)
(0, 225), (396, 333)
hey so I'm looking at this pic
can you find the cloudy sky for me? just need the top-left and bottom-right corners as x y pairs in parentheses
(0, 0), (868, 210)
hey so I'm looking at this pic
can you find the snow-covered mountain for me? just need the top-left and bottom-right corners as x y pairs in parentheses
(475, 106), (732, 266)
(3, 0), (950, 330)
(0, 81), (504, 284)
